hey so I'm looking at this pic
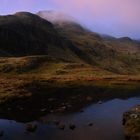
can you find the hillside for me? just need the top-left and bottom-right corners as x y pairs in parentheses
(0, 11), (139, 77)
(0, 12), (83, 63)
(38, 11), (140, 74)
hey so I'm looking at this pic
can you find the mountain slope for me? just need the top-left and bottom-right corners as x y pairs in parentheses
(0, 12), (57, 56)
(0, 12), (82, 63)
(0, 11), (139, 74)
(37, 11), (140, 74)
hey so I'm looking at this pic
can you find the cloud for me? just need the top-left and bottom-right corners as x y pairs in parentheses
(37, 11), (76, 23)
(50, 0), (140, 38)
(0, 0), (140, 38)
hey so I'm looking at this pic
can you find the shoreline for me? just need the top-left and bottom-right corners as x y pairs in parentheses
(0, 75), (139, 122)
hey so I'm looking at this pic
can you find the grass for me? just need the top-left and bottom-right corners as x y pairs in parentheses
(0, 55), (139, 115)
(0, 68), (139, 102)
(0, 56), (139, 122)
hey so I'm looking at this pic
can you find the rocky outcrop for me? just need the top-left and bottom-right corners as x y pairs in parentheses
(123, 105), (140, 140)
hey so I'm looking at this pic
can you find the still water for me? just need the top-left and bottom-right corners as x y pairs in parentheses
(0, 97), (140, 140)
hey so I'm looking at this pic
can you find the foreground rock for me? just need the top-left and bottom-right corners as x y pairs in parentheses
(123, 105), (140, 140)
(26, 123), (37, 132)
(69, 124), (76, 130)
(58, 124), (65, 130)
(0, 130), (4, 137)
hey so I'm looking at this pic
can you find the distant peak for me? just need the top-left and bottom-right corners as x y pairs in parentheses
(101, 34), (117, 40)
(118, 37), (133, 42)
(14, 11), (41, 19)
(13, 11), (53, 27)
(14, 11), (34, 16)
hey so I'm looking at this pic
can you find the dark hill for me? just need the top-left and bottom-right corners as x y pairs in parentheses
(37, 10), (140, 74)
(0, 12), (54, 56)
(118, 37), (133, 42)
(0, 12), (68, 57)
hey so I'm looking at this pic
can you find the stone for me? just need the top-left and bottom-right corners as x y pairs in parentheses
(0, 130), (4, 137)
(54, 120), (60, 125)
(69, 124), (76, 130)
(48, 98), (55, 101)
(57, 106), (67, 112)
(80, 110), (84, 113)
(7, 108), (11, 111)
(123, 105), (140, 140)
(86, 96), (93, 101)
(50, 110), (54, 113)
(26, 124), (37, 132)
(130, 114), (138, 119)
(19, 107), (24, 111)
(89, 123), (93, 126)
(98, 101), (102, 104)
(58, 124), (65, 130)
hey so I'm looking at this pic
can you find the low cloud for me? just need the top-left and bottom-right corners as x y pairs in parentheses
(1, 0), (140, 38)
(37, 10), (76, 23)
(50, 0), (140, 38)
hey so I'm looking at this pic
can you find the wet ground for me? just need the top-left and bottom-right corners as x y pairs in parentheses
(0, 96), (140, 140)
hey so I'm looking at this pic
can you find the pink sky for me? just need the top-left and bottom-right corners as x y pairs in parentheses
(1, 0), (140, 38)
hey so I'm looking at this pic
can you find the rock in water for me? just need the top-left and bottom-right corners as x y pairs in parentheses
(26, 124), (37, 132)
(98, 101), (102, 104)
(54, 120), (60, 125)
(69, 124), (76, 130)
(0, 130), (4, 137)
(89, 123), (93, 126)
(58, 124), (65, 130)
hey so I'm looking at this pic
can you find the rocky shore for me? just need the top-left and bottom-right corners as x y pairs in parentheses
(0, 75), (139, 122)
(123, 105), (140, 140)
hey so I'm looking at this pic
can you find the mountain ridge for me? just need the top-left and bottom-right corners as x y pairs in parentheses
(0, 11), (139, 74)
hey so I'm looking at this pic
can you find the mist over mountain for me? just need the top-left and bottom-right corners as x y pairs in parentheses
(37, 10), (76, 24)
(37, 10), (88, 33)
(37, 10), (140, 73)
(0, 11), (139, 74)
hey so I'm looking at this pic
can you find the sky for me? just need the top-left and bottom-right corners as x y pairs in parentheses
(1, 0), (140, 39)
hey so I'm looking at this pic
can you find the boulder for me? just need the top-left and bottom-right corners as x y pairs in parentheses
(26, 123), (37, 132)
(123, 105), (140, 140)
(58, 124), (65, 130)
(69, 124), (76, 130)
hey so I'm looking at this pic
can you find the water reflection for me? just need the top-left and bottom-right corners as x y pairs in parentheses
(0, 97), (139, 140)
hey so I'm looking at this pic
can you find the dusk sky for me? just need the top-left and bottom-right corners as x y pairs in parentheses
(1, 0), (140, 39)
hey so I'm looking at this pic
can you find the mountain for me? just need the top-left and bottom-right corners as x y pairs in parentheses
(37, 10), (140, 74)
(118, 37), (133, 42)
(0, 12), (80, 62)
(0, 12), (55, 56)
(0, 11), (139, 74)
